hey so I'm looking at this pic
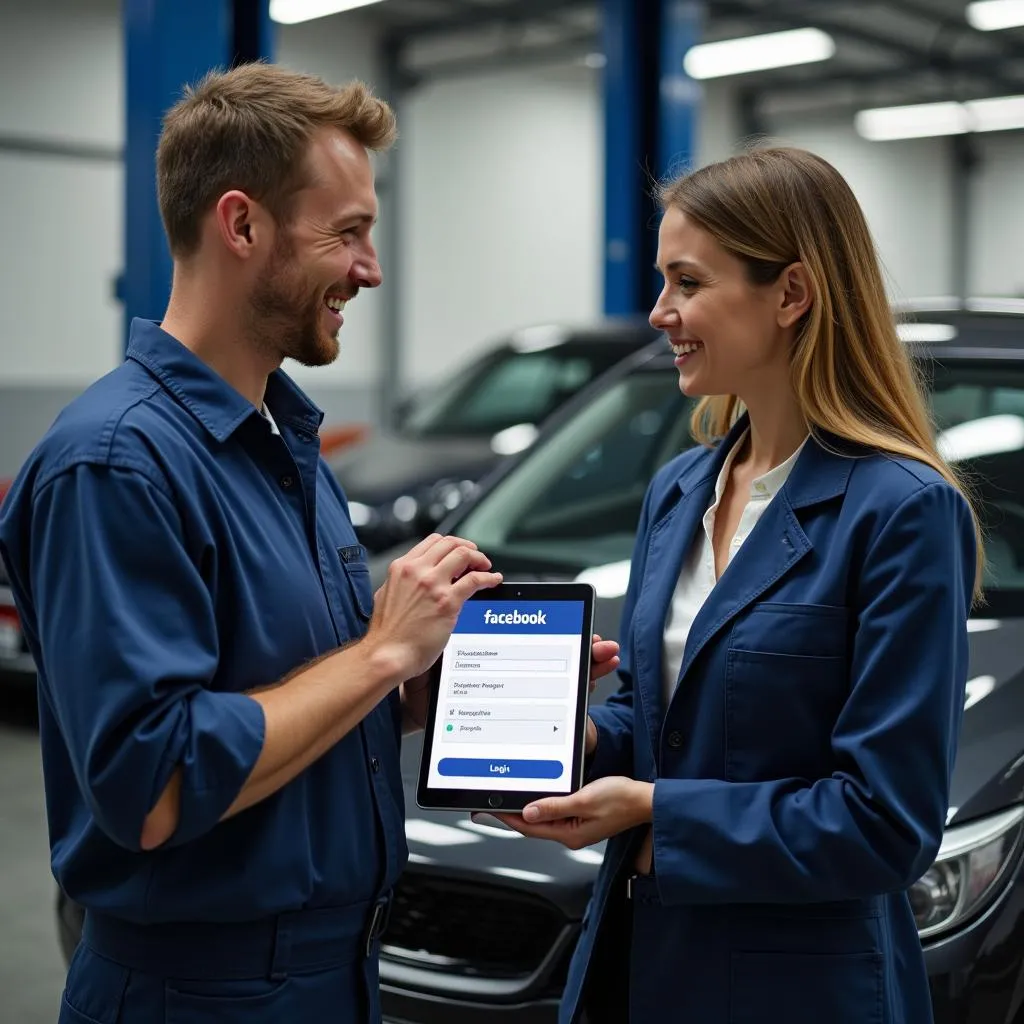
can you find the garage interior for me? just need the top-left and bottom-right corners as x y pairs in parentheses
(2, 1), (1024, 1022)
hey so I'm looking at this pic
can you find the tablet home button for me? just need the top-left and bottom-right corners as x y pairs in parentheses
(488, 794), (503, 808)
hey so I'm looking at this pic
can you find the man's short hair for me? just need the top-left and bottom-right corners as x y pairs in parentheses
(157, 62), (396, 258)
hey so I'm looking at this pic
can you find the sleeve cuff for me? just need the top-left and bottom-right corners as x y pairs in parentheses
(168, 691), (266, 847)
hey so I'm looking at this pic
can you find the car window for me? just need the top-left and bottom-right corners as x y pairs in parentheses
(402, 346), (632, 439)
(457, 358), (1024, 614)
(929, 364), (1024, 606)
(458, 371), (694, 569)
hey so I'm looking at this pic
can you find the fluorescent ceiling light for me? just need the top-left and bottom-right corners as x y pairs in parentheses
(856, 101), (969, 140)
(972, 94), (1024, 131)
(269, 0), (386, 24)
(856, 95), (1024, 140)
(683, 28), (835, 80)
(967, 0), (1024, 31)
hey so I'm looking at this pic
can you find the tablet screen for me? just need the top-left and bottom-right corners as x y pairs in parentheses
(418, 583), (594, 811)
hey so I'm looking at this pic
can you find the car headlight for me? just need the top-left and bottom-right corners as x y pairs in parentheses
(912, 805), (1024, 940)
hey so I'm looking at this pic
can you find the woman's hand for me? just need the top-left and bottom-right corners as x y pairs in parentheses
(589, 634), (620, 691)
(492, 777), (653, 850)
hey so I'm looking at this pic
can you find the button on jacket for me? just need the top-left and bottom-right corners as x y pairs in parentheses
(0, 319), (407, 924)
(568, 415), (976, 1024)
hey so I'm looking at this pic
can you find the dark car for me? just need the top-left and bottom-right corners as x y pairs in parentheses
(326, 319), (659, 553)
(55, 304), (1024, 1022)
(0, 478), (34, 691)
(370, 302), (1024, 1023)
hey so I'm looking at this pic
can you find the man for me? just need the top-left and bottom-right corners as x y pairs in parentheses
(0, 63), (619, 1023)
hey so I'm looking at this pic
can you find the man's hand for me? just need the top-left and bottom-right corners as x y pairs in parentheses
(366, 534), (502, 681)
(400, 662), (436, 734)
(491, 776), (653, 850)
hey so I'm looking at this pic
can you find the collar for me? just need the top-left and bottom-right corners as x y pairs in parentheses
(676, 413), (856, 512)
(711, 428), (809, 505)
(125, 319), (324, 442)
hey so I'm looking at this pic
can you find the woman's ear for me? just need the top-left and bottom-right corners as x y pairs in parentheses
(777, 262), (814, 329)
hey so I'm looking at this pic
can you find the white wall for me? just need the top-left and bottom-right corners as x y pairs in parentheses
(2, 0), (1023, 405)
(400, 62), (603, 385)
(760, 117), (955, 303)
(698, 80), (742, 166)
(0, 0), (123, 385)
(276, 11), (385, 391)
(971, 132), (1024, 298)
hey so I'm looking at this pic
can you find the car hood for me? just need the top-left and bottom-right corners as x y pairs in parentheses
(948, 618), (1024, 824)
(326, 433), (499, 504)
(379, 541), (1024, 917)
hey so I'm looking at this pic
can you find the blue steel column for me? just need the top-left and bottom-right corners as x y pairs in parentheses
(123, 0), (272, 346)
(602, 0), (703, 316)
(659, 2), (703, 183)
(601, 0), (643, 318)
(653, 0), (703, 311)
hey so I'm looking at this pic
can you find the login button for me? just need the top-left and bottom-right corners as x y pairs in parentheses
(438, 758), (563, 779)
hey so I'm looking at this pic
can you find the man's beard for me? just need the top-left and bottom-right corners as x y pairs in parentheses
(248, 237), (340, 369)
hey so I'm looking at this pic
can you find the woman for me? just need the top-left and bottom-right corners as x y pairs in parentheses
(496, 147), (981, 1024)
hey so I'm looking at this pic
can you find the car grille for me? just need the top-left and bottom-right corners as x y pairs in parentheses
(382, 871), (567, 978)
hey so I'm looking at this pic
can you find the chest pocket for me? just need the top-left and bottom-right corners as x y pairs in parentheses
(725, 603), (850, 782)
(337, 548), (374, 626)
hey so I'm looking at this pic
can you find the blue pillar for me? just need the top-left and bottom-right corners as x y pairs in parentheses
(659, 1), (703, 180)
(602, 0), (703, 316)
(601, 0), (644, 319)
(123, 0), (273, 346)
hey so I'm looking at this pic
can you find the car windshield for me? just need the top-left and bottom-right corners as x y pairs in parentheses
(400, 344), (633, 439)
(457, 357), (1024, 616)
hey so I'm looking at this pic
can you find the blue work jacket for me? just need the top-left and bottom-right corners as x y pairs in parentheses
(565, 417), (976, 1024)
(0, 320), (407, 924)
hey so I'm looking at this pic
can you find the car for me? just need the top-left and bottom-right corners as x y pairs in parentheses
(56, 303), (1024, 1023)
(368, 301), (1024, 1024)
(325, 319), (660, 553)
(0, 477), (34, 691)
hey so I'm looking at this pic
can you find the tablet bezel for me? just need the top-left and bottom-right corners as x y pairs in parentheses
(416, 581), (596, 813)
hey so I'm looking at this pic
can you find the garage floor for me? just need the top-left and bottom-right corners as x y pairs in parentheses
(0, 691), (66, 1024)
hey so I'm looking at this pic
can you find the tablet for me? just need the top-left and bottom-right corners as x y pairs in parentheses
(417, 582), (596, 813)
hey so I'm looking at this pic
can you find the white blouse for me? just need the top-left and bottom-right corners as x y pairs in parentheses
(662, 431), (808, 704)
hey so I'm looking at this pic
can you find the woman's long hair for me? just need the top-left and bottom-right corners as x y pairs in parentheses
(659, 146), (985, 600)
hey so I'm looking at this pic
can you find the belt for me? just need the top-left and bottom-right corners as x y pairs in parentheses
(82, 894), (392, 981)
